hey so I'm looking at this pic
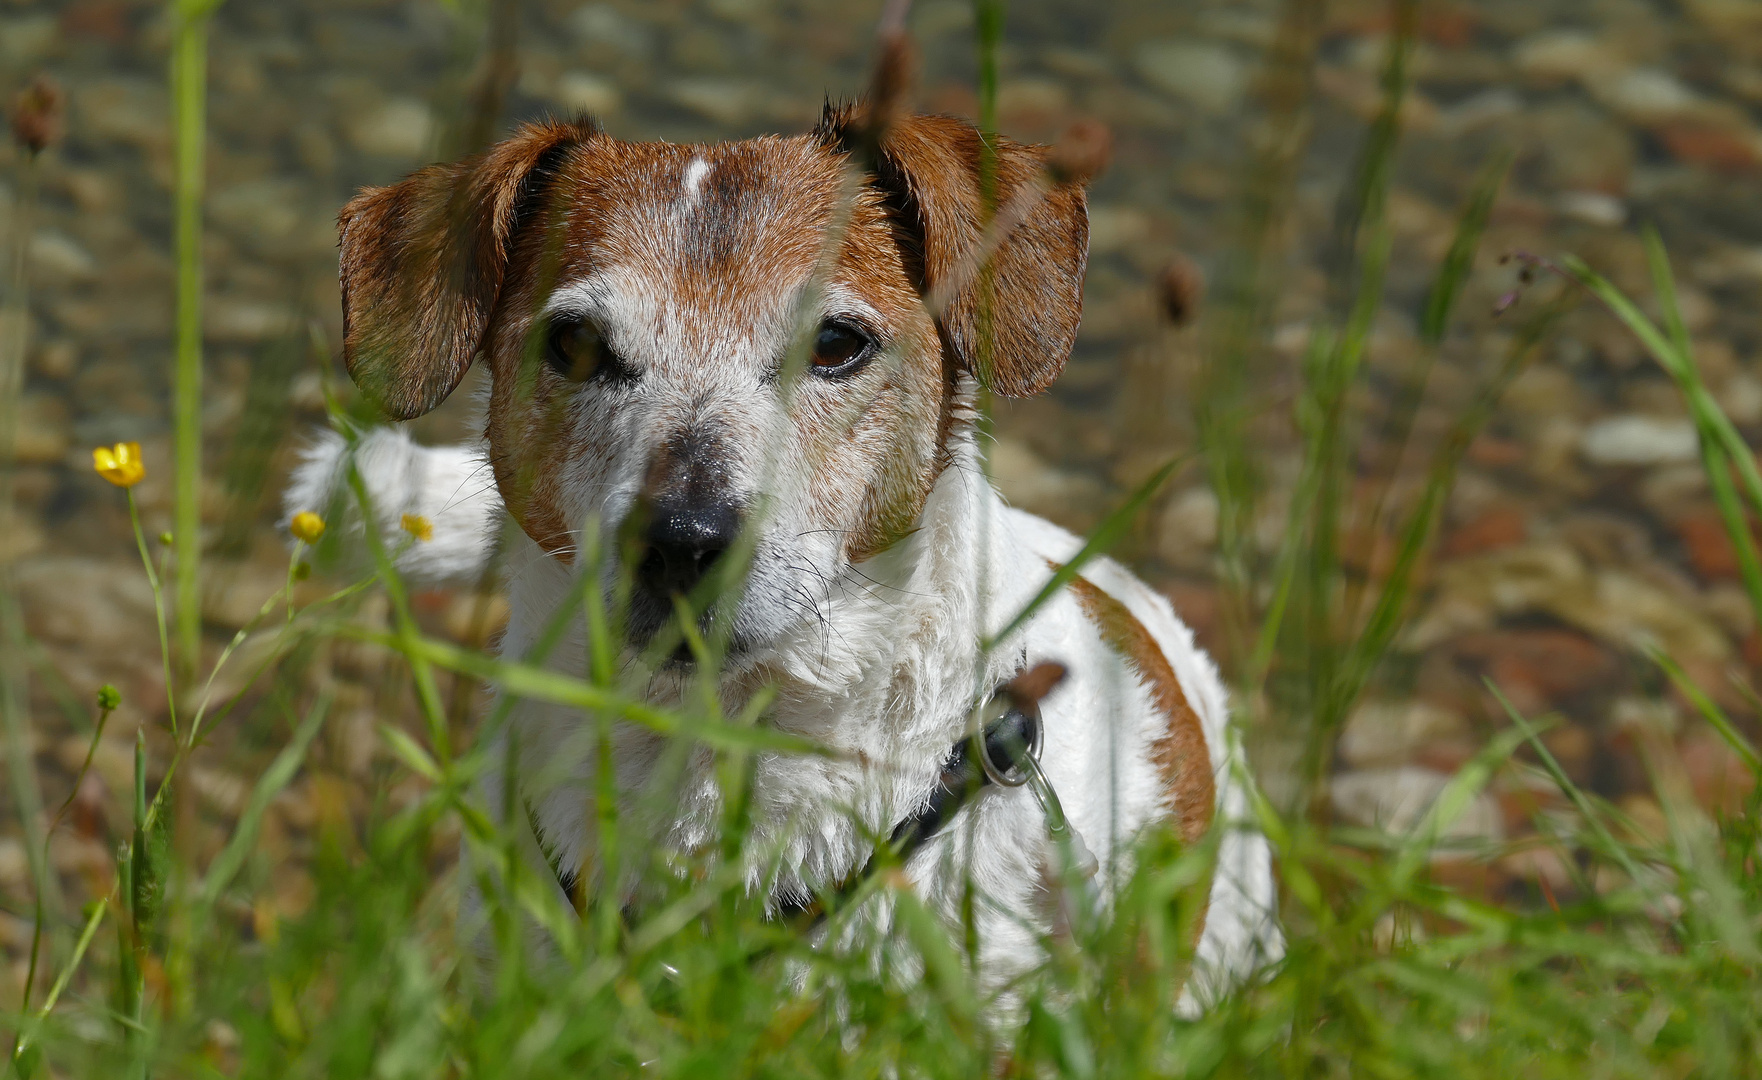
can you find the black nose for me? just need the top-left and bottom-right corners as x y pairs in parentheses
(639, 502), (742, 597)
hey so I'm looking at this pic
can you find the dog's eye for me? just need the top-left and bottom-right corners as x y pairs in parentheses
(547, 317), (605, 382)
(810, 320), (877, 377)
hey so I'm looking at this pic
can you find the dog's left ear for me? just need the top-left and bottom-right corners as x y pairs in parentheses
(338, 119), (591, 420)
(823, 110), (1089, 397)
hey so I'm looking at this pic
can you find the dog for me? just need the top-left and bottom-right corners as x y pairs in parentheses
(286, 107), (1281, 1008)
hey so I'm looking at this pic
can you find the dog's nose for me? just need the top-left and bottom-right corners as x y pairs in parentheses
(639, 502), (742, 597)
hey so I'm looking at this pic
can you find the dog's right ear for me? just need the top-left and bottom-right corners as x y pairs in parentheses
(817, 108), (1089, 398)
(338, 119), (591, 420)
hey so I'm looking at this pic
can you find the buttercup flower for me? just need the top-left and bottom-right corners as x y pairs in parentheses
(289, 511), (326, 544)
(92, 442), (145, 488)
(401, 514), (433, 542)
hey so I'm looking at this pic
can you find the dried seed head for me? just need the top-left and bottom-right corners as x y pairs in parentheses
(1045, 119), (1112, 187)
(11, 76), (63, 155)
(1156, 257), (1205, 327)
(864, 29), (916, 140)
(1004, 661), (1068, 709)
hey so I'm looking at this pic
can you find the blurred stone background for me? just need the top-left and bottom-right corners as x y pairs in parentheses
(4, 0), (1762, 993)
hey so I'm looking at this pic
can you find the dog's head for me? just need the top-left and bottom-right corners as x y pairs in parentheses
(336, 110), (1087, 658)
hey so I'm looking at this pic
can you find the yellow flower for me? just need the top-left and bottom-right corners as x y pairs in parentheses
(92, 442), (145, 488)
(289, 511), (326, 544)
(401, 514), (433, 542)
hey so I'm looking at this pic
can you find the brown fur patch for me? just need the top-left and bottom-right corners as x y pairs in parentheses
(1063, 572), (1215, 846)
(339, 118), (593, 420)
(818, 108), (1090, 399)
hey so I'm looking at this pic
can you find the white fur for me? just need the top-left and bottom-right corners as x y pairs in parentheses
(680, 156), (711, 205)
(283, 427), (501, 586)
(287, 426), (1283, 1009)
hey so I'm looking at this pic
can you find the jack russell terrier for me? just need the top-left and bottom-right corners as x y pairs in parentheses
(286, 107), (1281, 1007)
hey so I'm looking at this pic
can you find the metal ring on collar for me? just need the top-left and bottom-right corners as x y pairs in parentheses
(976, 696), (1042, 788)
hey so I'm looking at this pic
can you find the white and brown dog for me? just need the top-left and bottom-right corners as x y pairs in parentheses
(287, 109), (1281, 1006)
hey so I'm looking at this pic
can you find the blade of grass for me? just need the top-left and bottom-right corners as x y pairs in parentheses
(1486, 679), (1644, 884)
(1289, 0), (1415, 800)
(1343, 150), (1513, 627)
(1558, 250), (1762, 542)
(1418, 150), (1513, 346)
(1333, 292), (1571, 720)
(171, 0), (226, 686)
(355, 629), (834, 758)
(1388, 725), (1529, 891)
(1648, 646), (1760, 779)
(196, 694), (330, 907)
(1197, 0), (1327, 669)
(1640, 231), (1762, 628)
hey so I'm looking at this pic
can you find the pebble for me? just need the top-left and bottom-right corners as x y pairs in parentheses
(29, 231), (97, 282)
(1675, 511), (1746, 580)
(31, 340), (78, 381)
(1156, 486), (1219, 567)
(15, 395), (70, 465)
(1453, 628), (1616, 714)
(342, 96), (435, 160)
(1556, 191), (1627, 227)
(988, 436), (1104, 530)
(206, 298), (301, 343)
(1086, 205), (1156, 256)
(209, 179), (309, 247)
(0, 837), (25, 888)
(1432, 87), (1522, 136)
(74, 78), (169, 151)
(997, 79), (1072, 129)
(667, 78), (765, 127)
(1331, 766), (1505, 843)
(1133, 40), (1248, 114)
(1512, 30), (1624, 84)
(1679, 727), (1756, 813)
(568, 3), (656, 59)
(1718, 371), (1762, 425)
(1441, 506), (1528, 557)
(1592, 68), (1702, 125)
(1578, 415), (1699, 466)
(552, 71), (622, 117)
(202, 559), (298, 630)
(1338, 701), (1469, 769)
(15, 557), (158, 653)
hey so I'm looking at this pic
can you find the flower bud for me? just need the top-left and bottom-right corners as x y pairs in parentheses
(1155, 256), (1205, 327)
(10, 76), (63, 156)
(1045, 119), (1112, 187)
(290, 511), (326, 545)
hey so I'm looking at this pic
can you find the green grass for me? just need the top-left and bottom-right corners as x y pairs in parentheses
(5, 0), (1762, 1076)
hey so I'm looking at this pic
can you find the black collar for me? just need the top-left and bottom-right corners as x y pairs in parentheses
(531, 664), (1060, 927)
(772, 683), (1044, 922)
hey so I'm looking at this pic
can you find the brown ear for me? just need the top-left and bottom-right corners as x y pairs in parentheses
(825, 111), (1089, 398)
(338, 119), (592, 420)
